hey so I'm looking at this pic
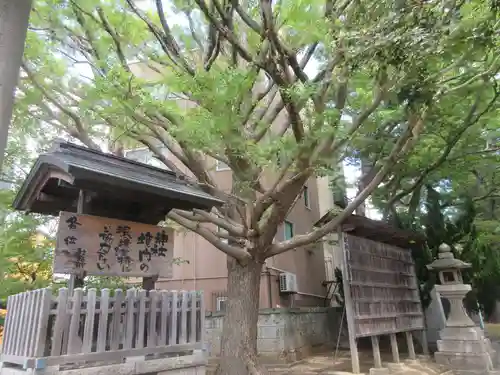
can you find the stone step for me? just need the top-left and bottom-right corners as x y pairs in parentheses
(435, 351), (493, 372)
(438, 339), (493, 354)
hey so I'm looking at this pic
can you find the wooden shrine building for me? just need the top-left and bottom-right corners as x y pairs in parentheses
(0, 140), (223, 375)
(13, 139), (223, 223)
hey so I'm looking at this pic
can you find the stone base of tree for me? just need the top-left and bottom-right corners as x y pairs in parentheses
(205, 307), (347, 362)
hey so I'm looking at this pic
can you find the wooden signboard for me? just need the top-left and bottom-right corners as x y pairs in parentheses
(342, 233), (424, 338)
(55, 211), (174, 278)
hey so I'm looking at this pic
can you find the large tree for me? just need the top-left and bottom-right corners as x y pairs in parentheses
(19, 0), (499, 373)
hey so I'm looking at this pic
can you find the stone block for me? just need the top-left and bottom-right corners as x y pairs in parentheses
(369, 367), (390, 375)
(385, 362), (406, 373)
(439, 326), (484, 341)
(435, 351), (493, 371)
(437, 339), (489, 354)
(257, 338), (284, 352)
(258, 325), (285, 340)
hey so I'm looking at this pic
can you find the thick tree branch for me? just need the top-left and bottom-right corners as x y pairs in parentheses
(267, 111), (422, 257)
(168, 210), (252, 263)
(23, 63), (100, 150)
(96, 7), (130, 71)
(387, 87), (499, 208)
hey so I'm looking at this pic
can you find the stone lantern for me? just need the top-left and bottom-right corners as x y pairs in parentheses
(427, 243), (497, 374)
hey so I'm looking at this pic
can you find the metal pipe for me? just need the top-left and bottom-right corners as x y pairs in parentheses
(267, 265), (328, 299)
(0, 0), (33, 172)
(267, 265), (289, 274)
(295, 291), (328, 299)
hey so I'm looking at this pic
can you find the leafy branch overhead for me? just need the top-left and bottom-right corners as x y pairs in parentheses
(20, 0), (500, 263)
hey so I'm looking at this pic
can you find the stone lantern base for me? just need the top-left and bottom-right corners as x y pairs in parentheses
(434, 285), (497, 375)
(435, 326), (496, 374)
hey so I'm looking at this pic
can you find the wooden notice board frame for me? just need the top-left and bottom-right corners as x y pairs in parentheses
(339, 231), (424, 373)
(55, 211), (174, 278)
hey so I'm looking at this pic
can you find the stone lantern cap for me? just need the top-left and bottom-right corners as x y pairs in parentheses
(427, 243), (471, 271)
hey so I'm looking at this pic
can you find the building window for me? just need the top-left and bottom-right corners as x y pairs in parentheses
(216, 160), (230, 171)
(218, 226), (228, 244)
(284, 221), (294, 240)
(303, 186), (310, 209)
(216, 297), (227, 312)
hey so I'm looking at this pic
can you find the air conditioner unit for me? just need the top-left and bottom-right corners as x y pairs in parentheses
(279, 272), (298, 294)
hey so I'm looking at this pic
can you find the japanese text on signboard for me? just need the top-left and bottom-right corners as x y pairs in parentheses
(55, 212), (174, 278)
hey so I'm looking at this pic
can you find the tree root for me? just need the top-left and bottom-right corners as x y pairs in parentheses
(244, 353), (269, 375)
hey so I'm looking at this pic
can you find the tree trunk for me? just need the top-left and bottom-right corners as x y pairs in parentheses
(216, 256), (266, 375)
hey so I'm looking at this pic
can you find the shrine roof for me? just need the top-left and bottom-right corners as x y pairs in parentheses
(13, 140), (223, 224)
(315, 211), (425, 249)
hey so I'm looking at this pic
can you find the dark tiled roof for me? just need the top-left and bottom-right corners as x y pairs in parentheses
(315, 211), (425, 249)
(13, 140), (223, 224)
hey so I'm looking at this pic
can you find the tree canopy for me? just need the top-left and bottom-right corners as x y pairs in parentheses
(16, 0), (500, 373)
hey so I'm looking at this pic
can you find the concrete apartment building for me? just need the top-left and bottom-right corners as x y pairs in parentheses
(127, 62), (342, 312)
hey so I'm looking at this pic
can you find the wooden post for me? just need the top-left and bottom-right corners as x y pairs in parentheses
(169, 291), (178, 346)
(124, 289), (136, 349)
(97, 289), (110, 353)
(51, 288), (69, 356)
(67, 288), (83, 354)
(110, 289), (123, 351)
(179, 291), (188, 344)
(148, 290), (158, 347)
(390, 333), (400, 363)
(190, 291), (197, 343)
(68, 190), (87, 292)
(160, 291), (169, 346)
(339, 231), (360, 373)
(82, 289), (97, 353)
(0, 0), (33, 172)
(136, 290), (147, 349)
(33, 289), (52, 357)
(406, 331), (416, 360)
(142, 275), (158, 291)
(199, 291), (205, 346)
(371, 335), (382, 368)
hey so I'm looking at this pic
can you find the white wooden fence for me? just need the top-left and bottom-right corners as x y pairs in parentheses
(0, 288), (204, 369)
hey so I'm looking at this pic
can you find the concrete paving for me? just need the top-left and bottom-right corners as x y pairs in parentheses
(264, 352), (451, 375)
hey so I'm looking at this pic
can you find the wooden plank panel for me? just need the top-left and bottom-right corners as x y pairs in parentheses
(23, 342), (203, 369)
(55, 211), (174, 278)
(169, 291), (178, 345)
(124, 289), (136, 349)
(67, 288), (83, 354)
(179, 291), (188, 344)
(136, 290), (147, 349)
(82, 289), (97, 353)
(97, 289), (110, 352)
(344, 234), (424, 338)
(51, 288), (69, 356)
(190, 291), (197, 343)
(199, 292), (205, 345)
(2, 294), (15, 355)
(160, 291), (169, 346)
(4, 294), (18, 355)
(15, 292), (27, 357)
(23, 290), (37, 356)
(34, 288), (52, 357)
(110, 289), (123, 350)
(147, 290), (158, 347)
